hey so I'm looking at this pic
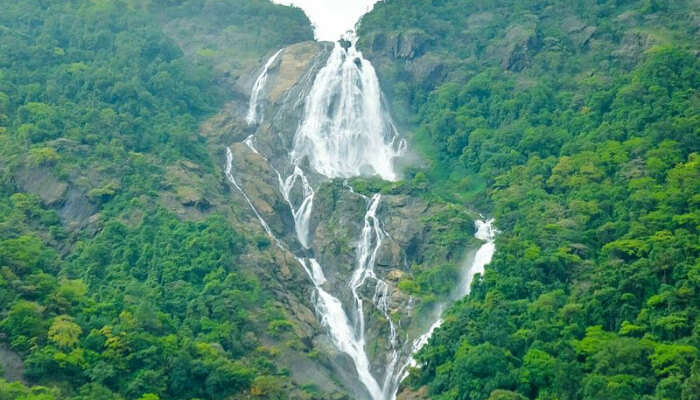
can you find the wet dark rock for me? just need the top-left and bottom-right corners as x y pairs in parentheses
(500, 23), (540, 71)
(613, 32), (655, 64)
(354, 57), (363, 69)
(0, 342), (24, 383)
(339, 38), (352, 50)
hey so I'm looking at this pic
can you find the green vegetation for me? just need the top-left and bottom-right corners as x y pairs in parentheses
(360, 0), (699, 399)
(1, 0), (698, 399)
(0, 0), (312, 399)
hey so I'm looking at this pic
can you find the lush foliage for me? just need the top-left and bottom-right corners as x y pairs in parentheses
(1, 0), (698, 399)
(0, 1), (312, 399)
(360, 0), (699, 399)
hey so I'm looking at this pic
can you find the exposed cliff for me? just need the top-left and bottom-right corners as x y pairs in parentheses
(212, 37), (483, 399)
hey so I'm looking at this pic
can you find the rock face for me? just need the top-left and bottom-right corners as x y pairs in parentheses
(563, 16), (597, 49)
(308, 182), (458, 377)
(364, 30), (431, 61)
(613, 31), (655, 65)
(361, 30), (447, 91)
(216, 40), (479, 398)
(14, 144), (100, 232)
(396, 386), (429, 400)
(0, 342), (24, 383)
(499, 22), (540, 71)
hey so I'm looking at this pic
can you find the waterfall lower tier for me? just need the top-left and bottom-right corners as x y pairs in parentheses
(392, 219), (497, 399)
(225, 145), (383, 399)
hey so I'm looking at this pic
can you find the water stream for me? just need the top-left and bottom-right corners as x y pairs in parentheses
(398, 219), (497, 387)
(246, 48), (283, 125)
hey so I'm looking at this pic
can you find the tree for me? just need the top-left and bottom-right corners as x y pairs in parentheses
(48, 315), (82, 349)
(0, 301), (46, 342)
(453, 343), (517, 400)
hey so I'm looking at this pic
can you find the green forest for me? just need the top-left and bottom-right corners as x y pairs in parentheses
(1, 0), (699, 399)
(359, 0), (700, 399)
(0, 1), (313, 399)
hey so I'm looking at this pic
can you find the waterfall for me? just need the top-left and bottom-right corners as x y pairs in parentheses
(275, 37), (406, 399)
(309, 258), (384, 400)
(279, 166), (315, 249)
(291, 35), (405, 181)
(392, 219), (498, 398)
(225, 147), (278, 245)
(348, 194), (401, 398)
(247, 49), (283, 125)
(226, 144), (381, 398)
(238, 35), (405, 397)
(236, 16), (494, 397)
(462, 219), (497, 297)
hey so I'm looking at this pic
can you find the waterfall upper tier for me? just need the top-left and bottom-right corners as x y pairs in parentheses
(291, 36), (405, 181)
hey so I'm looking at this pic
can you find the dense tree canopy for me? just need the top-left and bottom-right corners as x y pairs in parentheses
(360, 0), (699, 399)
(0, 1), (313, 399)
(0, 0), (697, 399)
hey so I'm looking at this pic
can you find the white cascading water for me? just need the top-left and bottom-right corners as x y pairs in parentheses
(291, 35), (405, 181)
(230, 138), (497, 398)
(225, 147), (279, 247)
(279, 167), (315, 248)
(246, 49), (284, 125)
(396, 218), (497, 390)
(226, 146), (381, 397)
(235, 36), (404, 398)
(227, 157), (385, 399)
(233, 4), (496, 397)
(460, 219), (497, 298)
(349, 194), (403, 399)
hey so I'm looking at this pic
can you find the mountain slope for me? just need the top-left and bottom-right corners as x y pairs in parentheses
(357, 1), (700, 399)
(0, 1), (328, 399)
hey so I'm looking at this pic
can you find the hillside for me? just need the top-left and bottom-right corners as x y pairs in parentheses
(358, 1), (700, 399)
(0, 0), (698, 399)
(0, 1), (323, 399)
